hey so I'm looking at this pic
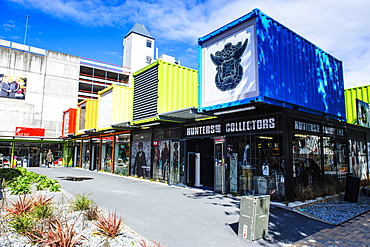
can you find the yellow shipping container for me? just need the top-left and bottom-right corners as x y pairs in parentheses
(76, 99), (98, 134)
(97, 85), (133, 131)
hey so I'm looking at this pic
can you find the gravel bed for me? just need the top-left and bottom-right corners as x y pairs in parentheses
(0, 191), (156, 247)
(295, 193), (370, 225)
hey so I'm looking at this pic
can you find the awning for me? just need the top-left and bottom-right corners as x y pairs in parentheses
(158, 107), (214, 122)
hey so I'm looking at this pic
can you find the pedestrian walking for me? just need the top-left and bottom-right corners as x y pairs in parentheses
(46, 149), (53, 168)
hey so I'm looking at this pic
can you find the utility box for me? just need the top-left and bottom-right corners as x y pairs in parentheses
(238, 195), (270, 241)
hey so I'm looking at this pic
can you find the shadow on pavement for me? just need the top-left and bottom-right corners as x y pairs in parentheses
(185, 190), (335, 245)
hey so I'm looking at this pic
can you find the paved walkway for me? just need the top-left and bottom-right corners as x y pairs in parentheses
(292, 211), (370, 247)
(27, 167), (370, 247)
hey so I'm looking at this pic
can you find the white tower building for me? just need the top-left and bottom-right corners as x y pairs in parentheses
(123, 23), (155, 74)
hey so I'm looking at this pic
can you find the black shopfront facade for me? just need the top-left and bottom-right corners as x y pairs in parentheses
(182, 105), (348, 201)
(128, 105), (367, 201)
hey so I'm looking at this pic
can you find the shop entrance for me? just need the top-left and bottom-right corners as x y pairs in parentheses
(186, 138), (214, 189)
(214, 137), (226, 194)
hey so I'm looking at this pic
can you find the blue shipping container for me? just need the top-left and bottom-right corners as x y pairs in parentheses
(198, 8), (345, 120)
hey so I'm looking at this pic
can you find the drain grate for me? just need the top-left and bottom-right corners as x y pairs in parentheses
(57, 176), (94, 181)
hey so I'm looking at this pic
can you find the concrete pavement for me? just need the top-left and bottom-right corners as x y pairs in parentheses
(27, 167), (353, 247)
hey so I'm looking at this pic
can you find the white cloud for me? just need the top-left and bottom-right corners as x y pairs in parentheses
(6, 0), (370, 88)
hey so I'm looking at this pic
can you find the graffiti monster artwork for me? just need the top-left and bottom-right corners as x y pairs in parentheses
(210, 38), (248, 91)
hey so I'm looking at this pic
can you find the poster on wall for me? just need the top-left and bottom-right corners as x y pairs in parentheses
(349, 140), (369, 180)
(170, 141), (181, 184)
(200, 24), (257, 108)
(131, 141), (151, 178)
(153, 141), (170, 181)
(357, 99), (370, 128)
(0, 74), (27, 100)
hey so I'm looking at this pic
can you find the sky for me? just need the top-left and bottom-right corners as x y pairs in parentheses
(0, 0), (369, 89)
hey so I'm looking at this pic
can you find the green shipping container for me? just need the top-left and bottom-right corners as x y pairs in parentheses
(345, 86), (370, 125)
(132, 60), (198, 124)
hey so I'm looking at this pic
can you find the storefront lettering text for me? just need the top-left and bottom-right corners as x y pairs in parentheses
(295, 121), (320, 133)
(186, 124), (222, 136)
(225, 118), (275, 133)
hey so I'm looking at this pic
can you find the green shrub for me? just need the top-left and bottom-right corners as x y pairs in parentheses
(0, 168), (22, 183)
(7, 176), (32, 195)
(1, 168), (61, 194)
(48, 183), (61, 192)
(8, 213), (37, 234)
(32, 203), (55, 219)
(70, 194), (94, 211)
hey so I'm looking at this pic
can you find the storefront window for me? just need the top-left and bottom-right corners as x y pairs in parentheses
(323, 136), (335, 178)
(41, 143), (63, 167)
(91, 138), (100, 171)
(74, 141), (81, 167)
(81, 140), (90, 170)
(0, 141), (12, 167)
(101, 136), (113, 172)
(227, 134), (284, 199)
(292, 134), (321, 185)
(335, 141), (347, 178)
(14, 142), (42, 167)
(349, 140), (369, 180)
(114, 134), (130, 175)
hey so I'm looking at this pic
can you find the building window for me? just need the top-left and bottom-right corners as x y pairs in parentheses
(146, 56), (152, 64)
(146, 40), (152, 48)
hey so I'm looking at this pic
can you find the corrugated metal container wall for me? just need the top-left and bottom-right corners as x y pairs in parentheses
(345, 86), (370, 124)
(256, 10), (345, 119)
(132, 62), (159, 123)
(112, 85), (132, 124)
(97, 85), (133, 130)
(198, 9), (345, 119)
(76, 99), (98, 132)
(62, 108), (76, 137)
(157, 60), (198, 114)
(86, 99), (98, 130)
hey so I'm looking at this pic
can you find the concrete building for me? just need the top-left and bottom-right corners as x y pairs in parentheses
(123, 23), (155, 74)
(0, 40), (79, 138)
(0, 22), (156, 168)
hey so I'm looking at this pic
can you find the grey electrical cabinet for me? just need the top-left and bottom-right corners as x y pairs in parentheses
(238, 195), (270, 241)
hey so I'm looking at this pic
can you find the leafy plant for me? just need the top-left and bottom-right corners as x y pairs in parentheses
(32, 204), (55, 219)
(31, 195), (55, 219)
(49, 183), (61, 192)
(84, 203), (100, 221)
(7, 176), (32, 195)
(8, 213), (37, 234)
(5, 195), (34, 216)
(94, 211), (123, 238)
(0, 168), (22, 183)
(27, 217), (85, 247)
(70, 194), (94, 211)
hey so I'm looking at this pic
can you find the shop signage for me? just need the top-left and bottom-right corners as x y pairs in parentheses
(186, 124), (222, 136)
(15, 127), (45, 137)
(225, 118), (275, 133)
(294, 121), (320, 133)
(186, 117), (276, 137)
(323, 126), (344, 137)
